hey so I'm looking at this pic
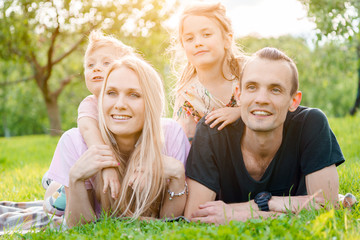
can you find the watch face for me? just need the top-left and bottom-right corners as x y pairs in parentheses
(255, 191), (272, 202)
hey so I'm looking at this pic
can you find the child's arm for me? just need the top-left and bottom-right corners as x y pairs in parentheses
(78, 117), (120, 199)
(173, 94), (198, 143)
(205, 106), (242, 130)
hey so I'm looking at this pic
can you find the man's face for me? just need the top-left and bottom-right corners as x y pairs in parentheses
(237, 58), (301, 133)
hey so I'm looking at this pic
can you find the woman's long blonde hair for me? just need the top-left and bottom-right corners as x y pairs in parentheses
(97, 56), (166, 220)
(170, 2), (247, 93)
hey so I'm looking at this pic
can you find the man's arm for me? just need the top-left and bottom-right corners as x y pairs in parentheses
(305, 164), (339, 205)
(184, 178), (216, 219)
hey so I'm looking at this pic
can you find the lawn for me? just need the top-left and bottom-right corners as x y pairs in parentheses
(0, 116), (359, 239)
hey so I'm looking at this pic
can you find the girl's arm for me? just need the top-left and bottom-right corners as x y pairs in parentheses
(78, 97), (121, 199)
(173, 94), (198, 142)
(65, 145), (119, 227)
(205, 106), (241, 130)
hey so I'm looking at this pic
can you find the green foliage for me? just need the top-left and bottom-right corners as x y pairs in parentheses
(0, 0), (178, 136)
(0, 117), (359, 239)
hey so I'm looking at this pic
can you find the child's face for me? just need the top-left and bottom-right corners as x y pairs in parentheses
(84, 46), (117, 97)
(181, 15), (228, 69)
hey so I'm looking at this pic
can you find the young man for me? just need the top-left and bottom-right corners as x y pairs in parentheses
(184, 47), (344, 224)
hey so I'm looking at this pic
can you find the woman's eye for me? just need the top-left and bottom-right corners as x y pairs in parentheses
(203, 33), (212, 37)
(130, 92), (141, 98)
(104, 61), (111, 66)
(107, 91), (117, 96)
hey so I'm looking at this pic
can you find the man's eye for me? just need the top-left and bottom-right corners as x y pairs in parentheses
(247, 85), (256, 90)
(272, 88), (281, 94)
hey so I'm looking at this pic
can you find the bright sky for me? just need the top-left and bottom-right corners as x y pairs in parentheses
(167, 0), (316, 38)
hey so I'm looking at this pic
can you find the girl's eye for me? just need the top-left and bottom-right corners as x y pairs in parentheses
(104, 61), (111, 66)
(184, 36), (193, 42)
(87, 63), (94, 68)
(203, 33), (212, 37)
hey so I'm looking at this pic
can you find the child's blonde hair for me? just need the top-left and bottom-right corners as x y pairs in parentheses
(97, 55), (166, 220)
(84, 30), (135, 67)
(170, 2), (246, 93)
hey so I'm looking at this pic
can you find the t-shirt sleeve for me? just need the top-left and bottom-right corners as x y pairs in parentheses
(162, 118), (190, 167)
(77, 95), (99, 124)
(300, 108), (345, 175)
(47, 128), (92, 189)
(185, 120), (220, 194)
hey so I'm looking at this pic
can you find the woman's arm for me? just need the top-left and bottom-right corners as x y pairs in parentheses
(159, 156), (187, 218)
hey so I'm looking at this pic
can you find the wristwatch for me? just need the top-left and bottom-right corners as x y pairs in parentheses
(254, 191), (272, 211)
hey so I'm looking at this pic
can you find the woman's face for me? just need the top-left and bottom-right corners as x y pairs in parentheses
(103, 66), (145, 140)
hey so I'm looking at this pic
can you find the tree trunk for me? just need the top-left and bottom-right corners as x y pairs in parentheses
(350, 42), (360, 116)
(45, 96), (62, 136)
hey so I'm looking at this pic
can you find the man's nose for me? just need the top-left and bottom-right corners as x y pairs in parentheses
(254, 89), (270, 104)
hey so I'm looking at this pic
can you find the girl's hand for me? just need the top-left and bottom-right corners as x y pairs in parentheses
(102, 168), (121, 199)
(205, 107), (241, 130)
(69, 145), (119, 183)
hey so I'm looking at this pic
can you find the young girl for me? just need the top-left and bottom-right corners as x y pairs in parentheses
(43, 30), (136, 215)
(47, 56), (190, 227)
(172, 2), (247, 141)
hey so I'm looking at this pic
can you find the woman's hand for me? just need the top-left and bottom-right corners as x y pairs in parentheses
(205, 107), (241, 130)
(102, 168), (121, 199)
(162, 155), (185, 181)
(69, 145), (119, 183)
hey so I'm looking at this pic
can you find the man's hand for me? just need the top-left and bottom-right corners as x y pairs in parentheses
(190, 201), (236, 225)
(205, 107), (241, 130)
(102, 168), (120, 199)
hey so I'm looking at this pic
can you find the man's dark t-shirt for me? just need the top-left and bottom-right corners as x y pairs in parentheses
(185, 106), (345, 203)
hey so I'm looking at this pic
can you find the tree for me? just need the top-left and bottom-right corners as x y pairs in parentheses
(0, 0), (176, 135)
(298, 0), (360, 115)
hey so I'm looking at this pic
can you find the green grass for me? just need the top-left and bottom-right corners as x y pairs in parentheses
(0, 117), (359, 239)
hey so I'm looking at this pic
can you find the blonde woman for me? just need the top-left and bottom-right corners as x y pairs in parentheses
(46, 56), (190, 227)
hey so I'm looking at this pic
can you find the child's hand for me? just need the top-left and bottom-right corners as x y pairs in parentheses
(102, 167), (120, 199)
(205, 107), (241, 130)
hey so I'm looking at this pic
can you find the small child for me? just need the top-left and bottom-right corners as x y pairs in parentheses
(171, 2), (247, 142)
(43, 30), (135, 215)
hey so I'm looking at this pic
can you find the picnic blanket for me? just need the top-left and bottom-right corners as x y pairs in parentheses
(0, 200), (66, 235)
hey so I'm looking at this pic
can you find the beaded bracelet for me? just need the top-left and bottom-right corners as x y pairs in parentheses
(167, 181), (188, 200)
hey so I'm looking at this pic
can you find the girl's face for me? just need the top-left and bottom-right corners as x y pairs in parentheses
(103, 66), (145, 140)
(181, 15), (229, 69)
(84, 46), (117, 97)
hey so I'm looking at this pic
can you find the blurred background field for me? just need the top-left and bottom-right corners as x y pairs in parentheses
(1, 0), (360, 137)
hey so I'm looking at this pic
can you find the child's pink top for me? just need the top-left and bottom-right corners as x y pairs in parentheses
(77, 95), (98, 122)
(47, 118), (190, 217)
